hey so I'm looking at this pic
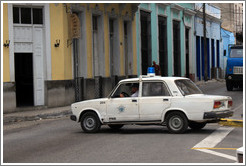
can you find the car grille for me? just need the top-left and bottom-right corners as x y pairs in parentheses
(233, 66), (243, 74)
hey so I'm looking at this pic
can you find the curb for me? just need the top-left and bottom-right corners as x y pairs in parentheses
(3, 110), (72, 124)
(219, 118), (243, 127)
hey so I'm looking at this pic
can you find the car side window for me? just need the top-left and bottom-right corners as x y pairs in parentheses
(111, 82), (139, 98)
(142, 82), (170, 97)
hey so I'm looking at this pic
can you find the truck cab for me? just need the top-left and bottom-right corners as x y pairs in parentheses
(225, 45), (243, 91)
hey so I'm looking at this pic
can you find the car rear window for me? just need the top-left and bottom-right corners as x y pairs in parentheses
(175, 80), (203, 96)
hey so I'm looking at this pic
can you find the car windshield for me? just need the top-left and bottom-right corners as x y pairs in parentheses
(230, 48), (243, 58)
(175, 79), (203, 96)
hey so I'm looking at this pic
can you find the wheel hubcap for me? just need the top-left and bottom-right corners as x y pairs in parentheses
(170, 116), (183, 130)
(84, 117), (95, 130)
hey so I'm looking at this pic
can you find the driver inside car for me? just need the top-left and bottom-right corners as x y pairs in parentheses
(120, 83), (139, 97)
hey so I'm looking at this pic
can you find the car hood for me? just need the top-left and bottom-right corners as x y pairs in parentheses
(72, 98), (108, 108)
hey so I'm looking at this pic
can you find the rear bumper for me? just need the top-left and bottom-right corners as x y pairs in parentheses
(203, 110), (233, 119)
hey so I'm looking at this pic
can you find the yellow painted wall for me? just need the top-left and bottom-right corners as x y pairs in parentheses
(63, 7), (72, 80)
(121, 4), (133, 16)
(3, 3), (137, 83)
(49, 3), (137, 79)
(50, 4), (72, 80)
(3, 3), (10, 82)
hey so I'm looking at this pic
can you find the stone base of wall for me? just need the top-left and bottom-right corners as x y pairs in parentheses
(211, 67), (223, 79)
(3, 76), (138, 113)
(83, 75), (137, 100)
(3, 82), (16, 113)
(46, 80), (75, 107)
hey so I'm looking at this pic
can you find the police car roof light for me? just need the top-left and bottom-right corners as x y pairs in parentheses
(147, 67), (155, 77)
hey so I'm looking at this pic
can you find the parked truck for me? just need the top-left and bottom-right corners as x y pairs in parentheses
(225, 45), (243, 91)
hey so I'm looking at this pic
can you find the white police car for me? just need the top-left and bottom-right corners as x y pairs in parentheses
(70, 67), (233, 134)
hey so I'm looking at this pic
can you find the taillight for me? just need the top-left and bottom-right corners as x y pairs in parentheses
(213, 101), (221, 109)
(228, 100), (233, 107)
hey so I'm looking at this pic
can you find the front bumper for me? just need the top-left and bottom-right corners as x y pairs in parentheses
(203, 110), (233, 119)
(225, 74), (243, 81)
(70, 115), (77, 121)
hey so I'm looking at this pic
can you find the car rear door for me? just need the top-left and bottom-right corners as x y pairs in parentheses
(139, 81), (171, 121)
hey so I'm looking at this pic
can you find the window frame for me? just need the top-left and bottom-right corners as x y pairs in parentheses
(108, 81), (139, 98)
(141, 81), (172, 97)
(13, 6), (43, 25)
(32, 8), (43, 25)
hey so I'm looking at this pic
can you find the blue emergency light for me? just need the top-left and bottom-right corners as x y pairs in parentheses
(147, 67), (155, 76)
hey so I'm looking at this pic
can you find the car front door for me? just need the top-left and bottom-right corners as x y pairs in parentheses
(139, 81), (171, 121)
(107, 82), (140, 122)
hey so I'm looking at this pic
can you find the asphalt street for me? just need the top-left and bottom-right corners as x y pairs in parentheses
(3, 81), (244, 163)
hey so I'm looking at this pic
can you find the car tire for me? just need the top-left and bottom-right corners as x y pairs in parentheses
(166, 111), (188, 134)
(80, 112), (101, 133)
(108, 124), (124, 130)
(226, 80), (233, 91)
(188, 121), (206, 130)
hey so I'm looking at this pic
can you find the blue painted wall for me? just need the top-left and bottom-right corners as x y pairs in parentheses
(221, 28), (235, 57)
(195, 3), (221, 80)
(221, 28), (235, 74)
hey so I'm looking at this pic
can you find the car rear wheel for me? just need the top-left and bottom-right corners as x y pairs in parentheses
(189, 121), (206, 130)
(166, 112), (188, 134)
(108, 124), (124, 130)
(81, 112), (101, 133)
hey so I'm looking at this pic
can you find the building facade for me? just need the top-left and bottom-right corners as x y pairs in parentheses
(213, 3), (243, 45)
(194, 3), (223, 81)
(4, 3), (236, 113)
(135, 3), (196, 80)
(3, 3), (139, 113)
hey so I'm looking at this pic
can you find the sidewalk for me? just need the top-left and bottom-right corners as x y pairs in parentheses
(195, 78), (225, 86)
(3, 106), (71, 124)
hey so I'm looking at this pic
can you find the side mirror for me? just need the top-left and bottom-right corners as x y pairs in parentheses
(224, 50), (226, 56)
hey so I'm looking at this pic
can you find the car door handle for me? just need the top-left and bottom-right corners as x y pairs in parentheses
(132, 99), (137, 102)
(163, 99), (169, 101)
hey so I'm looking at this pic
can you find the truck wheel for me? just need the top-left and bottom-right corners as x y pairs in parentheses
(189, 122), (206, 130)
(226, 81), (233, 91)
(81, 112), (101, 133)
(166, 112), (188, 134)
(108, 124), (124, 130)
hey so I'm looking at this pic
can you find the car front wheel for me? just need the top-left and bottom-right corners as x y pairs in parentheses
(81, 112), (101, 133)
(166, 112), (188, 134)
